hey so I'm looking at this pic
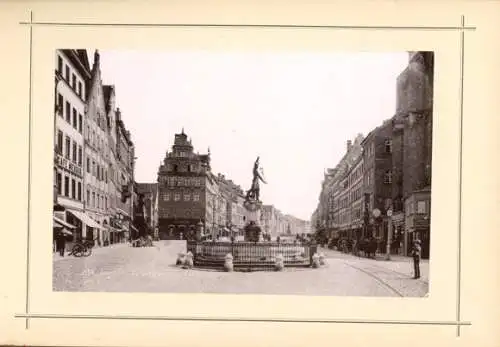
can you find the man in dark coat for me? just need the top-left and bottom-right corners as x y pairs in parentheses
(411, 239), (422, 279)
(56, 230), (67, 257)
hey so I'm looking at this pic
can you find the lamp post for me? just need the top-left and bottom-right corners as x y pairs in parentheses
(385, 208), (393, 261)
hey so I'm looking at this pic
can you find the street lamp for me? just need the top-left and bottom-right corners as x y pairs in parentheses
(385, 208), (393, 261)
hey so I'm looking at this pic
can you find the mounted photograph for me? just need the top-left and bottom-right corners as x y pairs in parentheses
(52, 49), (434, 297)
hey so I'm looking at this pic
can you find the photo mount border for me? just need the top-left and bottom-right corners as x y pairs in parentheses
(17, 10), (473, 337)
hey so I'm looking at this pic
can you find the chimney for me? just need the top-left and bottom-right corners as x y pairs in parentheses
(347, 140), (352, 151)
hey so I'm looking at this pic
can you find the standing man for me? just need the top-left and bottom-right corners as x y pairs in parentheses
(411, 239), (422, 279)
(56, 230), (67, 257)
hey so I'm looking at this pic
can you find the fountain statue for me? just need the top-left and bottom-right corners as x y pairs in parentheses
(243, 157), (267, 242)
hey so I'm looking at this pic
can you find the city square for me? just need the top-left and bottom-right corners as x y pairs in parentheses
(53, 241), (428, 296)
(53, 49), (433, 296)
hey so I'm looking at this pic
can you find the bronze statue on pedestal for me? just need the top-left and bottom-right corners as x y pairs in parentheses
(245, 156), (267, 203)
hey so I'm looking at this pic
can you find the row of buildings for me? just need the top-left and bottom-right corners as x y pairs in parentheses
(52, 49), (154, 248)
(156, 130), (310, 240)
(311, 51), (433, 258)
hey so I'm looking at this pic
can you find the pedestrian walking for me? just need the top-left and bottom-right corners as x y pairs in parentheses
(411, 239), (422, 279)
(56, 231), (66, 257)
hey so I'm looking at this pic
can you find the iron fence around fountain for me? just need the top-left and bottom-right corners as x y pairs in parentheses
(186, 240), (318, 270)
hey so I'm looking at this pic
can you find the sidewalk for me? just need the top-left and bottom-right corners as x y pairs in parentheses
(319, 246), (429, 283)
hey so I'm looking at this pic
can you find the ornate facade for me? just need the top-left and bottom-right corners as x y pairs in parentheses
(157, 130), (211, 240)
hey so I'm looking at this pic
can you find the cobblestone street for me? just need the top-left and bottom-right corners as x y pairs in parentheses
(54, 241), (428, 297)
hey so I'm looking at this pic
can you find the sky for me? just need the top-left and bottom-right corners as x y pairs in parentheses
(92, 50), (409, 221)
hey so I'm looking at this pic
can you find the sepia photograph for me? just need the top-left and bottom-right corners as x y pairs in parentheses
(52, 49), (433, 297)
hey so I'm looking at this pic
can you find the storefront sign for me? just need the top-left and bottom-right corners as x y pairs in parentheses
(55, 154), (82, 177)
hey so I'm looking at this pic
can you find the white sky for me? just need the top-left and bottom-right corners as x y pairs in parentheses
(93, 50), (409, 221)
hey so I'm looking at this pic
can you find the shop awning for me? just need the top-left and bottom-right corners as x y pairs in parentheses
(53, 216), (76, 229)
(60, 228), (73, 236)
(67, 210), (105, 230)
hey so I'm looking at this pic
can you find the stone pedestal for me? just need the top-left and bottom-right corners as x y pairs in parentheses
(243, 200), (263, 242)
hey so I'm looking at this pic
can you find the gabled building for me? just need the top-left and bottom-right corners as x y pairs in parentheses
(53, 49), (104, 245)
(82, 50), (113, 245)
(157, 129), (211, 240)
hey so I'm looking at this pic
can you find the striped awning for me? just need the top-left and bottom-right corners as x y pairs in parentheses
(67, 209), (105, 230)
(53, 216), (76, 229)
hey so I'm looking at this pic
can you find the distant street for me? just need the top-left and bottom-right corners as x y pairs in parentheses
(53, 241), (428, 297)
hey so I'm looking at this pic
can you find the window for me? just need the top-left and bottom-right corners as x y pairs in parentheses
(417, 201), (427, 214)
(78, 146), (82, 166)
(71, 179), (76, 199)
(105, 197), (107, 209)
(65, 65), (70, 81)
(56, 173), (62, 194)
(385, 139), (392, 153)
(164, 193), (170, 201)
(86, 125), (90, 140)
(86, 158), (90, 173)
(65, 101), (71, 122)
(78, 81), (82, 97)
(92, 192), (95, 207)
(57, 56), (63, 73)
(64, 176), (69, 197)
(86, 189), (90, 206)
(384, 170), (392, 184)
(105, 170), (107, 183)
(72, 142), (77, 162)
(78, 114), (82, 133)
(174, 193), (181, 201)
(193, 193), (200, 202)
(56, 130), (63, 153)
(72, 108), (77, 129)
(72, 73), (76, 89)
(77, 182), (82, 201)
(65, 136), (70, 159)
(57, 94), (63, 116)
(184, 193), (191, 201)
(92, 161), (95, 176)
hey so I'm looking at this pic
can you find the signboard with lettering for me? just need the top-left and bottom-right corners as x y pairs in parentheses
(55, 154), (83, 177)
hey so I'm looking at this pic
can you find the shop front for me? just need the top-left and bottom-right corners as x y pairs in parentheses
(53, 216), (76, 252)
(66, 209), (106, 245)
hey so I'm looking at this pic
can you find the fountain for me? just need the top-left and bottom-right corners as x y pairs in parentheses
(186, 156), (318, 270)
